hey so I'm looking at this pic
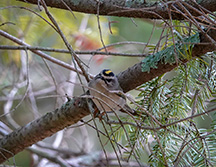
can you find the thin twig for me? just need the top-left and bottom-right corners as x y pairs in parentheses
(39, 0), (90, 84)
(0, 45), (148, 57)
(0, 30), (87, 77)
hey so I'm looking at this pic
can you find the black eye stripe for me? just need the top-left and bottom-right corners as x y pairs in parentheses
(101, 77), (112, 82)
(106, 79), (112, 82)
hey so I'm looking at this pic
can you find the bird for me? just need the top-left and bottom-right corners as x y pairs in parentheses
(88, 69), (136, 118)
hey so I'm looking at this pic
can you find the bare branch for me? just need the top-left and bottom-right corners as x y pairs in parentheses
(0, 30), (87, 77)
(0, 45), (148, 57)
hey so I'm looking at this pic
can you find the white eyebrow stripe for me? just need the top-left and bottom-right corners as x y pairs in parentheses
(101, 75), (114, 80)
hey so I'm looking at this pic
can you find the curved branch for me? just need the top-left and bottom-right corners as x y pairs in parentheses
(0, 29), (216, 164)
(0, 97), (90, 163)
(118, 29), (216, 92)
(17, 0), (216, 19)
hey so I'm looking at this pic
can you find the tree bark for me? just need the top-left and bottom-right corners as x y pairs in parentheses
(1, 0), (216, 163)
(0, 28), (216, 163)
(0, 97), (90, 163)
(17, 0), (216, 19)
(118, 29), (216, 92)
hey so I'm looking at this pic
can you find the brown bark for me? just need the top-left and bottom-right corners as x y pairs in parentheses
(118, 29), (216, 92)
(0, 97), (90, 163)
(1, 28), (216, 163)
(17, 0), (216, 19)
(1, 0), (216, 163)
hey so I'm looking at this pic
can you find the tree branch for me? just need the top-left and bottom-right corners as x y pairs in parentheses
(1, 0), (216, 159)
(0, 30), (86, 76)
(0, 97), (90, 163)
(0, 45), (147, 57)
(118, 29), (216, 92)
(1, 28), (216, 162)
(17, 0), (216, 19)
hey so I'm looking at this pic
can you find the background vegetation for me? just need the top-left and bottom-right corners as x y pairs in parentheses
(0, 0), (216, 166)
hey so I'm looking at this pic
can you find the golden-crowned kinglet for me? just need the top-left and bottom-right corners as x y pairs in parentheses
(88, 69), (135, 116)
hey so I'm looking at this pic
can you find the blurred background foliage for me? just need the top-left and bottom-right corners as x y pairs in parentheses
(0, 0), (216, 166)
(0, 0), (162, 166)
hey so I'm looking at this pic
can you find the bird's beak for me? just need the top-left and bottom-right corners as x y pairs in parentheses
(95, 74), (102, 80)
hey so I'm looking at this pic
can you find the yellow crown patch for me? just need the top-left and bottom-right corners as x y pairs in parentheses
(105, 70), (112, 75)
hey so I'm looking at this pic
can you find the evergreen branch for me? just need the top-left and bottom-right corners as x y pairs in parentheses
(141, 33), (200, 72)
(118, 28), (216, 92)
(1, 25), (216, 164)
